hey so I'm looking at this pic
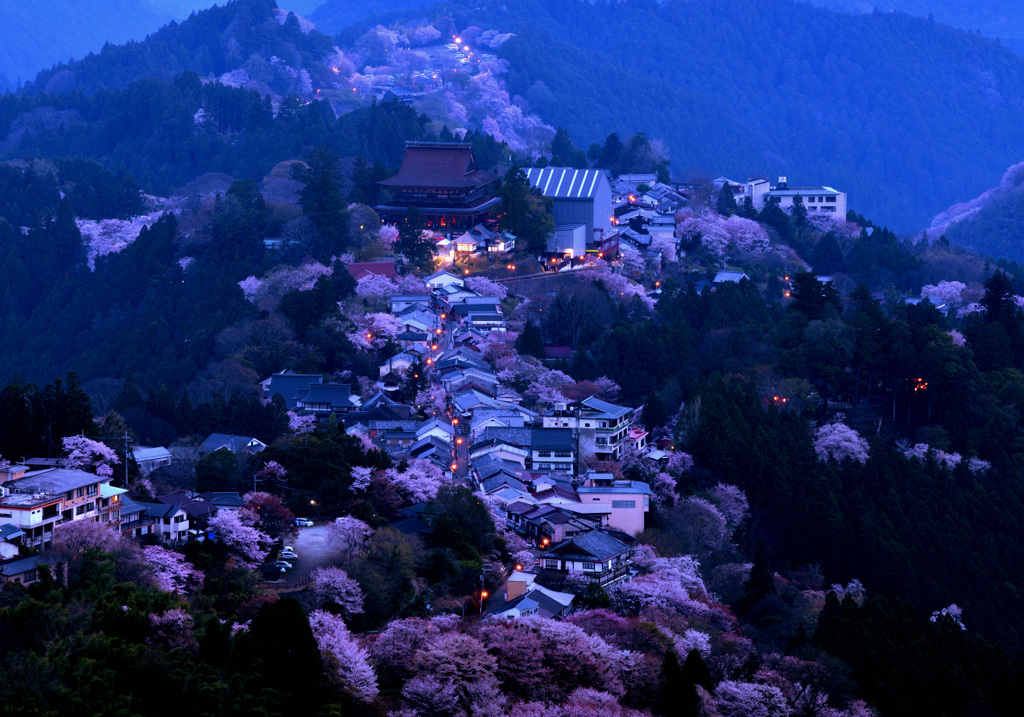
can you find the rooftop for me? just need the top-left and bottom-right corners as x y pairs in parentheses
(378, 142), (497, 190)
(526, 167), (608, 200)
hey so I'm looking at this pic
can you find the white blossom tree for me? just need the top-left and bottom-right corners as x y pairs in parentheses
(466, 275), (509, 301)
(327, 516), (374, 566)
(207, 510), (270, 570)
(309, 609), (379, 701)
(60, 435), (120, 477)
(311, 566), (365, 618)
(142, 545), (204, 593)
(813, 421), (869, 464)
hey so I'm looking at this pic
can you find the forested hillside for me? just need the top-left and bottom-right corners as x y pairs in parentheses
(809, 0), (1024, 55)
(321, 0), (1024, 230)
(0, 0), (168, 92)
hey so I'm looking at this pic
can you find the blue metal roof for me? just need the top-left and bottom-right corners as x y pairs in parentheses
(525, 168), (606, 200)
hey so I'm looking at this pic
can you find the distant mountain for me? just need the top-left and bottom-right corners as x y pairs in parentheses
(310, 0), (434, 34)
(0, 1), (328, 93)
(335, 0), (1024, 230)
(25, 0), (338, 97)
(808, 1), (1024, 55)
(928, 162), (1024, 262)
(0, 0), (169, 91)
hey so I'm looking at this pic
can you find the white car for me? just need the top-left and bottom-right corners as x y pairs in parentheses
(281, 550), (299, 561)
(275, 560), (293, 570)
(295, 517), (314, 527)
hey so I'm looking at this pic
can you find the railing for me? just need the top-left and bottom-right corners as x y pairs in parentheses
(257, 576), (312, 591)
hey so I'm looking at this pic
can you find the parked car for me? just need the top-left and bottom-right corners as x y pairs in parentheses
(295, 517), (314, 527)
(281, 550), (299, 561)
(275, 560), (293, 570)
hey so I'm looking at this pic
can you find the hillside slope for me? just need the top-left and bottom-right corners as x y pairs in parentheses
(929, 162), (1024, 262)
(313, 0), (1024, 230)
(0, 0), (169, 91)
(809, 1), (1024, 55)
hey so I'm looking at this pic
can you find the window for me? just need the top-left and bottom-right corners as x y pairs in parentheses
(554, 451), (572, 457)
(76, 505), (86, 515)
(85, 502), (94, 513)
(87, 484), (97, 496)
(75, 488), (84, 498)
(583, 562), (596, 571)
(807, 196), (815, 202)
(537, 450), (552, 457)
(826, 196), (836, 202)
(174, 515), (186, 523)
(544, 559), (559, 569)
(596, 438), (608, 445)
(612, 500), (636, 509)
(65, 491), (74, 501)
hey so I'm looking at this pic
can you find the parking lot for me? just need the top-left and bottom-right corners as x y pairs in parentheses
(276, 521), (335, 582)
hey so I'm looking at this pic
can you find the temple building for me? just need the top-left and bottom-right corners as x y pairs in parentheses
(376, 142), (500, 231)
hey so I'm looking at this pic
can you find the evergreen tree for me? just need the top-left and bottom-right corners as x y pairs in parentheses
(396, 207), (433, 271)
(516, 319), (546, 359)
(716, 184), (737, 215)
(294, 146), (348, 257)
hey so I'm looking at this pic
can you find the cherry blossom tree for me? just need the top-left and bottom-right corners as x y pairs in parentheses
(208, 510), (271, 570)
(666, 451), (695, 476)
(288, 411), (316, 434)
(53, 519), (121, 556)
(708, 483), (749, 533)
(466, 275), (509, 301)
(650, 235), (677, 263)
(348, 312), (402, 350)
(311, 566), (365, 618)
(650, 472), (679, 506)
(351, 465), (374, 492)
(385, 460), (446, 503)
(369, 617), (437, 684)
(930, 603), (966, 630)
(715, 680), (789, 717)
(948, 329), (966, 347)
(415, 385), (448, 416)
(309, 609), (379, 701)
(61, 435), (120, 477)
(921, 280), (966, 309)
(148, 608), (197, 652)
(618, 243), (645, 277)
(327, 516), (373, 566)
(408, 632), (506, 717)
(355, 273), (400, 307)
(813, 421), (869, 464)
(347, 427), (376, 451)
(143, 545), (204, 593)
(412, 25), (442, 44)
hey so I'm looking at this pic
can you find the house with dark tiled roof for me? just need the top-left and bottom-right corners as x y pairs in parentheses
(294, 383), (361, 415)
(260, 370), (323, 410)
(199, 434), (267, 455)
(530, 428), (575, 472)
(538, 529), (635, 587)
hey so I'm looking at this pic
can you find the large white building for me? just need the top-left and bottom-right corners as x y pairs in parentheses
(525, 168), (613, 242)
(758, 177), (847, 219)
(0, 464), (124, 549)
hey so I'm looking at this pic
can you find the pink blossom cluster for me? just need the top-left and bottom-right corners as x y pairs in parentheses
(77, 215), (159, 269)
(466, 275), (509, 300)
(415, 385), (448, 416)
(377, 223), (399, 251)
(288, 411), (316, 434)
(479, 30), (515, 48)
(829, 578), (866, 604)
(930, 603), (966, 630)
(348, 312), (402, 350)
(714, 680), (789, 717)
(813, 421), (869, 464)
(309, 609), (379, 701)
(607, 553), (708, 615)
(957, 302), (983, 318)
(948, 330), (966, 346)
(60, 435), (120, 477)
(351, 465), (374, 492)
(929, 161), (1024, 235)
(708, 483), (749, 532)
(207, 509), (270, 570)
(347, 427), (376, 452)
(355, 273), (400, 304)
(239, 260), (333, 308)
(384, 459), (446, 503)
(900, 442), (990, 473)
(311, 566), (365, 618)
(411, 25), (442, 44)
(921, 280), (966, 309)
(143, 545), (204, 593)
(327, 516), (373, 565)
(676, 213), (772, 261)
(148, 608), (197, 652)
(650, 236), (677, 263)
(618, 243), (646, 277)
(577, 260), (655, 309)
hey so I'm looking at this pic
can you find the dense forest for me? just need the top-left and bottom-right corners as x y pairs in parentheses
(808, 0), (1024, 55)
